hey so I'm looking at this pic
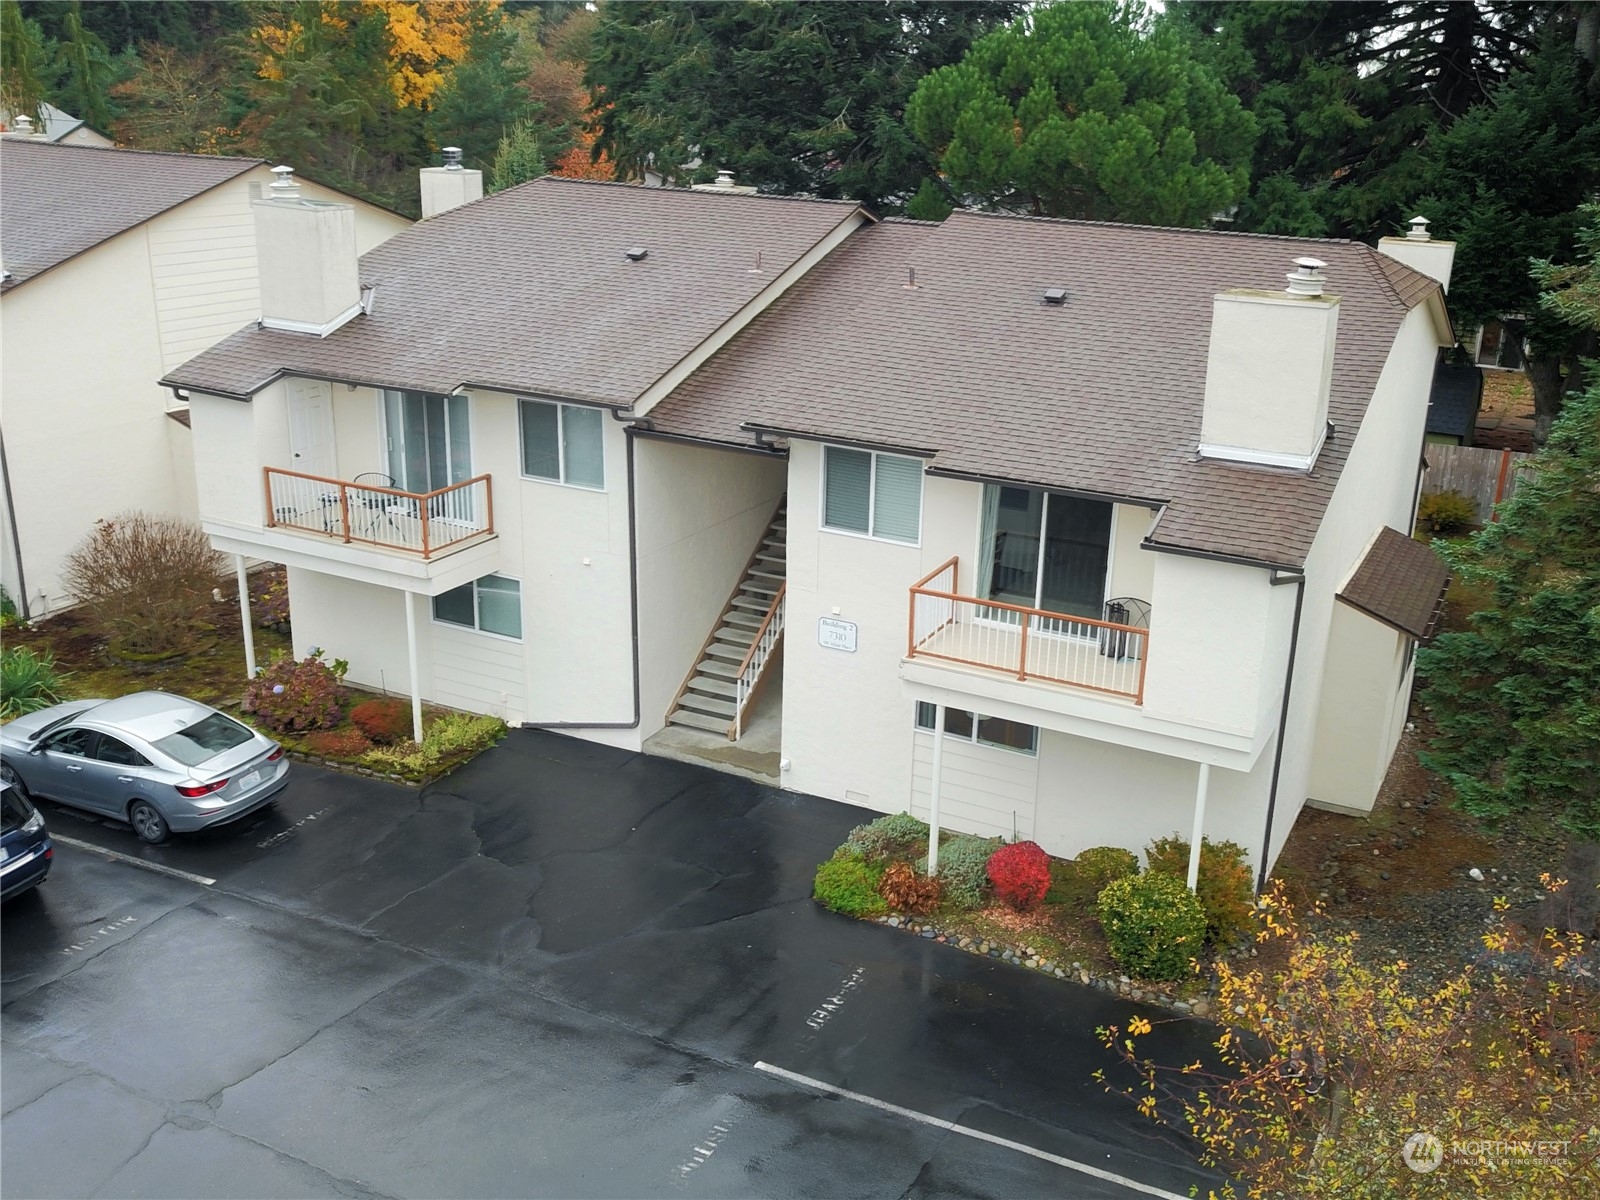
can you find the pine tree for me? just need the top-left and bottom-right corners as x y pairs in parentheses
(1417, 377), (1600, 839)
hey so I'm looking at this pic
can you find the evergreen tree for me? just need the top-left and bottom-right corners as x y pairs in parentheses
(427, 5), (535, 171)
(1417, 377), (1600, 839)
(906, 2), (1255, 226)
(1, 0), (48, 126)
(57, 2), (115, 131)
(490, 117), (555, 191)
(586, 1), (1019, 209)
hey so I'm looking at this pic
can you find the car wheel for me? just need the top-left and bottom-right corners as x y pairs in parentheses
(128, 800), (170, 845)
(0, 761), (28, 801)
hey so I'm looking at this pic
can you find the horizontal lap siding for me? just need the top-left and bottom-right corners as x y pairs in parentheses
(147, 185), (261, 372)
(430, 623), (526, 722)
(910, 734), (1038, 842)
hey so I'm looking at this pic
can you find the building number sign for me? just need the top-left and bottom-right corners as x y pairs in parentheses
(817, 617), (858, 653)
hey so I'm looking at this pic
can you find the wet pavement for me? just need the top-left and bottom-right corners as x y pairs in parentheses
(2, 730), (1221, 1199)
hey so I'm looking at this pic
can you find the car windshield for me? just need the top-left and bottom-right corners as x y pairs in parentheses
(153, 712), (255, 767)
(2, 790), (32, 833)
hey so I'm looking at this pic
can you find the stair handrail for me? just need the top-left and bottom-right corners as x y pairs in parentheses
(732, 583), (785, 741)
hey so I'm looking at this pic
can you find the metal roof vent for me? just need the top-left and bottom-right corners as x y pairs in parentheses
(624, 246), (648, 262)
(441, 146), (463, 171)
(12, 115), (33, 137)
(1285, 256), (1327, 297)
(1042, 286), (1068, 306)
(1406, 215), (1431, 241)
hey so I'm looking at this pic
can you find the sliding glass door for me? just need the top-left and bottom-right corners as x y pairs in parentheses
(979, 486), (1111, 621)
(383, 390), (472, 495)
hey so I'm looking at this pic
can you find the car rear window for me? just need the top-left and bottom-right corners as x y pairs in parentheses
(154, 712), (255, 766)
(2, 789), (33, 832)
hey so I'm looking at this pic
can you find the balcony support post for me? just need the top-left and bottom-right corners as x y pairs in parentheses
(1187, 762), (1211, 892)
(234, 555), (257, 678)
(926, 702), (945, 877)
(404, 590), (423, 743)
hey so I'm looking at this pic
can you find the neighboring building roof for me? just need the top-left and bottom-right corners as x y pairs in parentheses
(164, 177), (869, 407)
(651, 209), (1443, 568)
(1337, 527), (1451, 640)
(1426, 355), (1484, 443)
(0, 102), (96, 142)
(0, 140), (263, 290)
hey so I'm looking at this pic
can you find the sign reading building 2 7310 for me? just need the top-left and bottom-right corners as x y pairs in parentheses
(817, 617), (858, 653)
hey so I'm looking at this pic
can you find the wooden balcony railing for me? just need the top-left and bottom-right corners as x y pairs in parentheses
(907, 557), (1149, 704)
(263, 467), (493, 559)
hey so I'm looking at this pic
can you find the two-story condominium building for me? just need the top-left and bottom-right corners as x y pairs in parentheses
(165, 168), (1453, 882)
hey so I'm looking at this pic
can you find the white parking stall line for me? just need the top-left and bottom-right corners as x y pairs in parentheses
(753, 1061), (1193, 1200)
(52, 835), (217, 887)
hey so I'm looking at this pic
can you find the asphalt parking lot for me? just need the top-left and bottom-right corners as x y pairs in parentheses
(2, 730), (1220, 1199)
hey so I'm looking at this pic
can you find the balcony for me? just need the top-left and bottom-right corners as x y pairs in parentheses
(907, 557), (1148, 704)
(263, 467), (493, 559)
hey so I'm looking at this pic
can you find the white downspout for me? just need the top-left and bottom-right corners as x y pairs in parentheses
(926, 703), (945, 876)
(1187, 762), (1211, 892)
(235, 555), (257, 677)
(404, 591), (423, 743)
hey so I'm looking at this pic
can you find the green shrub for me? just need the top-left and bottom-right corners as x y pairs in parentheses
(1144, 835), (1258, 946)
(1418, 489), (1477, 535)
(361, 711), (507, 775)
(844, 811), (931, 861)
(1048, 845), (1141, 910)
(0, 647), (70, 719)
(1098, 872), (1208, 981)
(927, 835), (1002, 910)
(814, 851), (887, 917)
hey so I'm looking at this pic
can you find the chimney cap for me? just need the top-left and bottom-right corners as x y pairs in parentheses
(624, 246), (648, 262)
(13, 114), (33, 137)
(442, 146), (463, 171)
(269, 164), (301, 200)
(1285, 256), (1328, 297)
(1406, 215), (1431, 241)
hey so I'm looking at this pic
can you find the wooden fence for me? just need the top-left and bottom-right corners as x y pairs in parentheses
(1421, 444), (1535, 523)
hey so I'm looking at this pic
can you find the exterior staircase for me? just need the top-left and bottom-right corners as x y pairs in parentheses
(666, 500), (787, 739)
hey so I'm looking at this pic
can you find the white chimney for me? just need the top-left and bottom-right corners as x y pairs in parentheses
(253, 165), (362, 337)
(419, 147), (483, 218)
(1377, 215), (1456, 293)
(1199, 257), (1340, 471)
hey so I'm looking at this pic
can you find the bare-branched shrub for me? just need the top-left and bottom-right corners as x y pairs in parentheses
(61, 513), (224, 657)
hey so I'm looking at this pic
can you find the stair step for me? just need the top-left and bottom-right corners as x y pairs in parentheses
(723, 610), (764, 628)
(731, 595), (772, 611)
(668, 709), (731, 734)
(716, 625), (755, 646)
(679, 692), (737, 718)
(687, 675), (739, 698)
(697, 659), (739, 680)
(749, 566), (785, 582)
(742, 578), (781, 596)
(704, 642), (748, 662)
(762, 537), (786, 551)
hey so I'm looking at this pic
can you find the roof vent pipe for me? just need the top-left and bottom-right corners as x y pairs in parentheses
(1285, 256), (1327, 297)
(12, 115), (33, 138)
(1406, 215), (1431, 241)
(442, 146), (463, 171)
(268, 163), (302, 201)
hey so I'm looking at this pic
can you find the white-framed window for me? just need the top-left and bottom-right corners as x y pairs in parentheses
(519, 398), (605, 489)
(822, 445), (922, 543)
(383, 390), (472, 493)
(914, 702), (1038, 756)
(433, 574), (522, 639)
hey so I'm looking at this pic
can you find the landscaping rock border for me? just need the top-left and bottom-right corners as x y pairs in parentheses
(284, 749), (427, 789)
(871, 911), (1218, 1019)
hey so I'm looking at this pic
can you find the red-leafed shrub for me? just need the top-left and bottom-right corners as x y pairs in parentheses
(242, 650), (347, 732)
(301, 727), (373, 757)
(986, 840), (1052, 911)
(350, 697), (411, 745)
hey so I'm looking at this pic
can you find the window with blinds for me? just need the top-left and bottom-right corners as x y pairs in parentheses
(822, 445), (922, 543)
(519, 399), (604, 489)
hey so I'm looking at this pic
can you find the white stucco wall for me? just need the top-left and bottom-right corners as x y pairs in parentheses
(633, 437), (787, 738)
(1308, 601), (1411, 814)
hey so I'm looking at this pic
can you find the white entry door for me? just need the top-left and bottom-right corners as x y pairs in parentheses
(287, 381), (337, 478)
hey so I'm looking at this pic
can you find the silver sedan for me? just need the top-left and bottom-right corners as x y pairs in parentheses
(0, 693), (288, 844)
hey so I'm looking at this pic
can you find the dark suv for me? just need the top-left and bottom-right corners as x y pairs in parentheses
(1, 779), (53, 901)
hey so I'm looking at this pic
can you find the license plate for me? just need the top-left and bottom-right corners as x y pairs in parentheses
(237, 770), (261, 792)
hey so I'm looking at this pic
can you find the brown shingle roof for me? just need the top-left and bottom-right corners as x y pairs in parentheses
(163, 177), (868, 406)
(649, 209), (1443, 567)
(1338, 526), (1451, 640)
(0, 140), (262, 290)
